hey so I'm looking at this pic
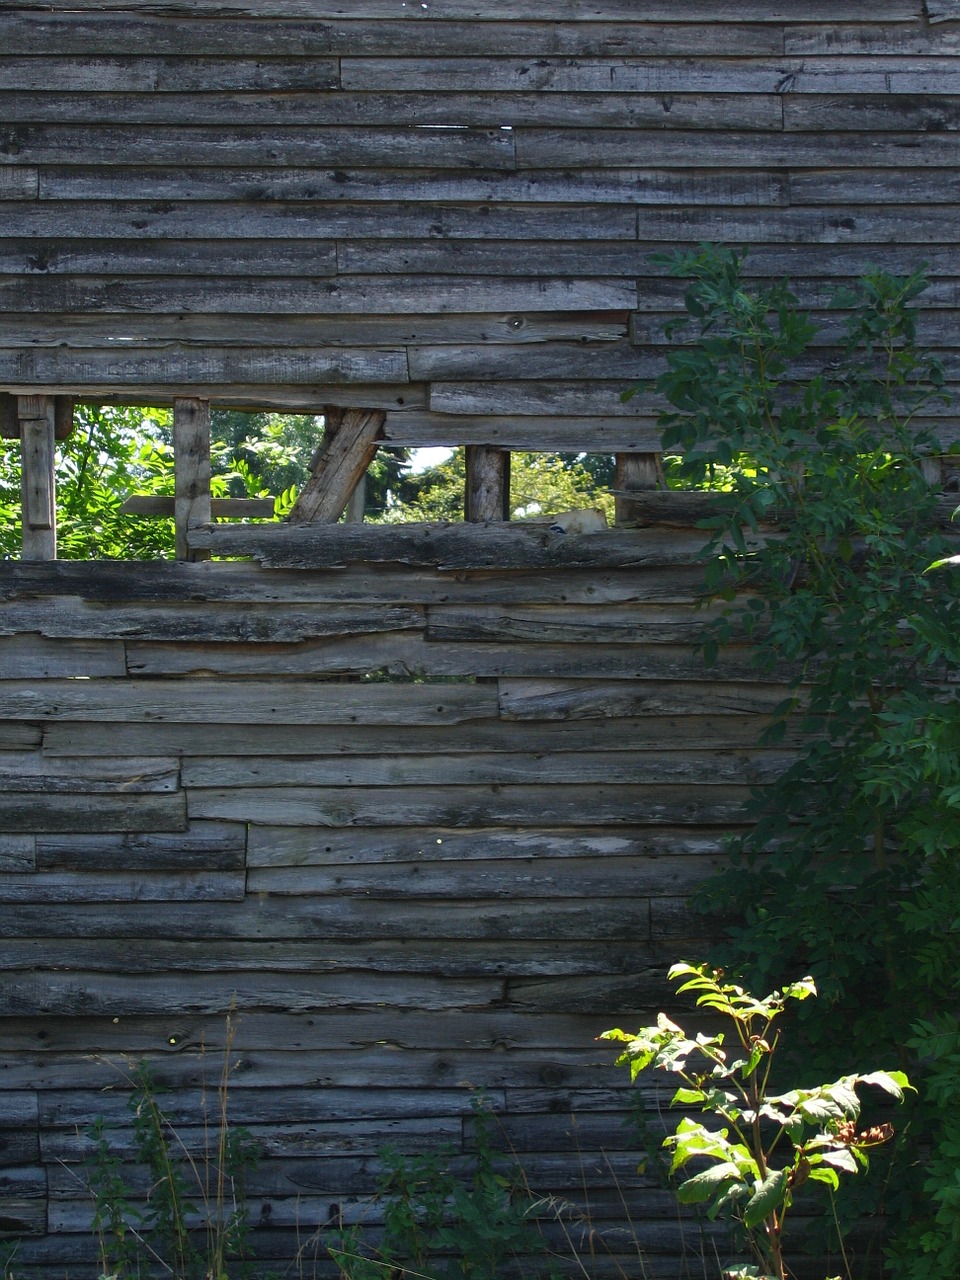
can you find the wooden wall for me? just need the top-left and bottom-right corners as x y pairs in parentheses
(0, 539), (806, 1277)
(0, 0), (958, 453)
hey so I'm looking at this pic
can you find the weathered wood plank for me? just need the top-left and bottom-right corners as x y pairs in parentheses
(0, 89), (784, 129)
(425, 602), (730, 645)
(124, 636), (768, 680)
(245, 823), (733, 868)
(0, 754), (179, 793)
(0, 636), (125, 678)
(187, 782), (749, 827)
(0, 871), (244, 903)
(0, 721), (41, 748)
(634, 203), (960, 244)
(0, 559), (707, 606)
(181, 749), (786, 789)
(36, 824), (245, 872)
(784, 94), (960, 132)
(0, 597), (425, 642)
(0, 835), (35, 872)
(498, 678), (799, 719)
(0, 56), (340, 92)
(0, 792), (187, 834)
(0, 679), (499, 724)
(39, 165), (788, 208)
(173, 397), (211, 562)
(428, 381), (662, 417)
(0, 273), (638, 315)
(18, 395), (56, 561)
(43, 713), (795, 759)
(0, 1), (918, 17)
(383, 411), (664, 452)
(186, 523), (710, 569)
(287, 407), (384, 524)
(0, 16), (785, 57)
(465, 445), (510, 522)
(120, 495), (276, 518)
(0, 166), (38, 200)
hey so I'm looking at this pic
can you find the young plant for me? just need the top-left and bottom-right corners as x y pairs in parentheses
(603, 964), (911, 1280)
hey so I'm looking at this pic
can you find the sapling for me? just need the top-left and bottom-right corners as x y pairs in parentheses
(603, 963), (911, 1280)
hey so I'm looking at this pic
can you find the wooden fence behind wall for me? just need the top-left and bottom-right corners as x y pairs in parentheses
(0, 533), (810, 1278)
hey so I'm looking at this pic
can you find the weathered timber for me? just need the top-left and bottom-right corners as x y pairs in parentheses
(185, 522), (712, 569)
(36, 824), (245, 872)
(615, 452), (664, 525)
(465, 445), (510, 522)
(0, 836), (35, 872)
(18, 395), (56, 561)
(0, 679), (498, 724)
(286, 407), (384, 524)
(497, 678), (800, 719)
(186, 782), (750, 827)
(0, 871), (245, 903)
(0, 754), (179, 793)
(173, 397), (211, 562)
(0, 792), (187, 834)
(0, 636), (126, 678)
(383, 412), (665, 452)
(0, 2), (920, 18)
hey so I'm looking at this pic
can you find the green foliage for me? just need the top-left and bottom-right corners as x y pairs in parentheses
(604, 964), (910, 1280)
(635, 244), (960, 1272)
(86, 1032), (259, 1280)
(328, 1099), (553, 1280)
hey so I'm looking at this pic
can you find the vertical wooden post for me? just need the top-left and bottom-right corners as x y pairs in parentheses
(18, 394), (56, 561)
(465, 445), (510, 522)
(174, 397), (211, 562)
(615, 452), (663, 525)
(345, 474), (366, 523)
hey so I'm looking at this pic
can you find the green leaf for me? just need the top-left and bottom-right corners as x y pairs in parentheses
(676, 1162), (743, 1205)
(742, 1169), (789, 1229)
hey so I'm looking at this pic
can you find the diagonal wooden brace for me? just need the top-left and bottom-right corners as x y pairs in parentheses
(287, 406), (384, 525)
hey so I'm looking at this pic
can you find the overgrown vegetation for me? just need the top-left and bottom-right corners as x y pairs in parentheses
(634, 244), (960, 1274)
(86, 1032), (259, 1280)
(605, 963), (911, 1280)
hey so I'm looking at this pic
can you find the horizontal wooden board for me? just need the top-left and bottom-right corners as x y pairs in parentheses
(635, 202), (960, 244)
(383, 411), (665, 452)
(35, 823), (246, 871)
(186, 782), (750, 826)
(0, 679), (499, 724)
(181, 748), (786, 789)
(0, 560), (706, 607)
(0, 721), (42, 748)
(0, 88), (785, 129)
(0, 792), (187, 834)
(0, 273), (636, 316)
(245, 823), (735, 868)
(0, 598), (425, 643)
(498, 677), (797, 719)
(0, 56), (340, 92)
(41, 714), (790, 760)
(783, 94), (960, 132)
(0, 753), (179, 793)
(0, 16), (785, 57)
(37, 165), (788, 207)
(0, 237), (341, 277)
(0, 871), (245, 903)
(187, 522), (711, 569)
(0, 636), (125, 678)
(0, 166), (38, 199)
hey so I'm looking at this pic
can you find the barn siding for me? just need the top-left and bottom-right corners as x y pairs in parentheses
(0, 547), (778, 1277)
(0, 1), (957, 450)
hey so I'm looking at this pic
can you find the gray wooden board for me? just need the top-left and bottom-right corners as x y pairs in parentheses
(234, 823), (736, 867)
(0, 679), (499, 723)
(1, 89), (784, 129)
(0, 200), (638, 241)
(0, 835), (34, 871)
(188, 523), (710, 569)
(181, 749), (787, 789)
(0, 871), (245, 902)
(0, 972), (506, 1018)
(186, 782), (750, 827)
(35, 824), (246, 871)
(0, 753), (179, 792)
(38, 166), (788, 208)
(0, 311), (631, 348)
(0, 56), (340, 92)
(0, 346), (410, 385)
(0, 273), (636, 315)
(0, 16), (785, 57)
(0, 792), (188, 834)
(0, 936), (667, 978)
(0, 896), (663, 942)
(0, 237), (341, 277)
(41, 715), (793, 759)
(122, 636), (769, 681)
(0, 1), (919, 17)
(0, 636), (125, 678)
(0, 560), (708, 606)
(0, 598), (426, 642)
(244, 853), (725, 898)
(497, 677), (798, 719)
(0, 721), (41, 748)
(383, 412), (665, 452)
(635, 203), (960, 244)
(423, 601), (731, 644)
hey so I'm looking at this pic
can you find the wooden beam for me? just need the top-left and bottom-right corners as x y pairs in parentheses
(54, 397), (75, 440)
(2, 394), (73, 440)
(18, 394), (56, 561)
(286, 406), (383, 525)
(614, 452), (663, 526)
(465, 445), (510, 522)
(345, 473), (366, 523)
(173, 396), (211, 562)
